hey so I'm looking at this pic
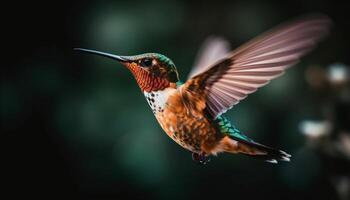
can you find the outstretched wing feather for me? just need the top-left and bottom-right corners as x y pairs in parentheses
(182, 15), (331, 118)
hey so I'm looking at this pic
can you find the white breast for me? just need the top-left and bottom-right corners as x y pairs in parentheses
(144, 88), (176, 114)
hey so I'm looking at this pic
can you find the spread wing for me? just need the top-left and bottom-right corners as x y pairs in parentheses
(188, 37), (231, 78)
(181, 15), (331, 118)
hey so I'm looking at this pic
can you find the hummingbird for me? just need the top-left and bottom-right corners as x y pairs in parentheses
(75, 15), (331, 164)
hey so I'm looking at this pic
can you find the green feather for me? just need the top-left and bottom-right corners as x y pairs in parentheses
(176, 81), (183, 87)
(215, 116), (253, 142)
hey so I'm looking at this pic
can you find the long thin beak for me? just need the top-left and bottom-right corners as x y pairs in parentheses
(74, 48), (128, 62)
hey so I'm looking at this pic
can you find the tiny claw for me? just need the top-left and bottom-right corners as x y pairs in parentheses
(192, 152), (210, 165)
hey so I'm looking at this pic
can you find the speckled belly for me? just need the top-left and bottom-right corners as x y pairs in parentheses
(155, 93), (221, 154)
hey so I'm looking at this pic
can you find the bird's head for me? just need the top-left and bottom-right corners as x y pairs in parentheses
(75, 48), (180, 92)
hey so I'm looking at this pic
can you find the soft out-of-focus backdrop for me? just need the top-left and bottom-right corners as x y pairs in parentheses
(2, 0), (350, 199)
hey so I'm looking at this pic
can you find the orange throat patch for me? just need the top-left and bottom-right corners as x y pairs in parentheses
(124, 62), (171, 92)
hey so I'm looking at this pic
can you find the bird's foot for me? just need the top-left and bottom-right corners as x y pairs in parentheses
(192, 152), (210, 165)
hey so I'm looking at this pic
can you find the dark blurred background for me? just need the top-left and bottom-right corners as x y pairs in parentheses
(2, 0), (350, 199)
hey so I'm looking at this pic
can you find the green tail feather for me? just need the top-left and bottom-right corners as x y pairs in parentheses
(215, 115), (291, 163)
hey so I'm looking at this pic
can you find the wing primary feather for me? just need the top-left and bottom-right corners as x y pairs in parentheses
(182, 14), (331, 118)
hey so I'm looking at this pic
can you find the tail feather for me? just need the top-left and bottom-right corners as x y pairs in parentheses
(226, 136), (291, 164)
(214, 116), (291, 163)
(242, 141), (292, 163)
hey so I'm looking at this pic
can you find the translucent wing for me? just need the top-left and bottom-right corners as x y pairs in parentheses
(181, 14), (331, 118)
(188, 37), (231, 78)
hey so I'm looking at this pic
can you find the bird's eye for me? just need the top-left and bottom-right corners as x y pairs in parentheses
(140, 58), (153, 67)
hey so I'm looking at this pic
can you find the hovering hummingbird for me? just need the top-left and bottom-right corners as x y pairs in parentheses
(75, 15), (331, 164)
